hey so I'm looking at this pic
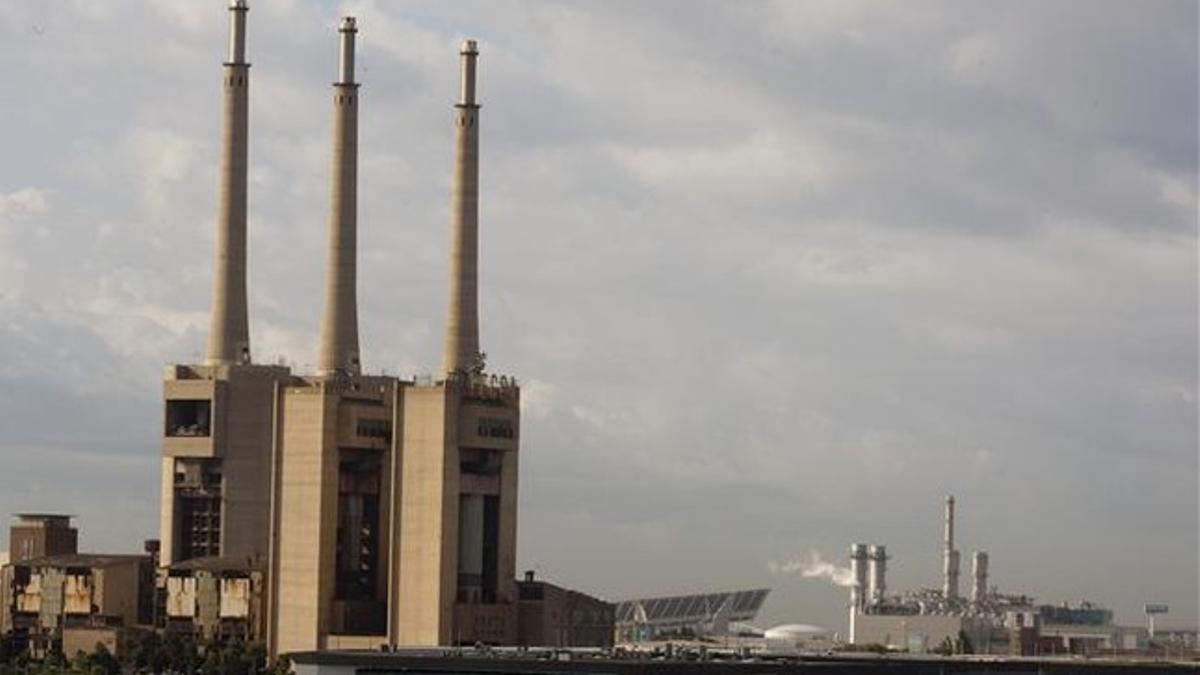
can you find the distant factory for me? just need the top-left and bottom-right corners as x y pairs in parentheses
(846, 495), (1148, 656)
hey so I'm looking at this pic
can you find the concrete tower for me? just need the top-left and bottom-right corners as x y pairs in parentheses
(316, 17), (362, 376)
(971, 551), (989, 606)
(161, 0), (291, 569)
(395, 40), (521, 647)
(847, 543), (869, 644)
(441, 40), (482, 375)
(867, 544), (887, 605)
(206, 0), (252, 366)
(942, 495), (961, 602)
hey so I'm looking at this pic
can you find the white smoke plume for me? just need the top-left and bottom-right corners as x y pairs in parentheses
(769, 551), (857, 587)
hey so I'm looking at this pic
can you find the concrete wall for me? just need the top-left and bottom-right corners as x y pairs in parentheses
(161, 364), (290, 566)
(273, 383), (338, 655)
(396, 385), (457, 645)
(62, 626), (120, 658)
(855, 613), (965, 652)
(95, 561), (140, 626)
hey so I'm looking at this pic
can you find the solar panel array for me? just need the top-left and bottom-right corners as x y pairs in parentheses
(614, 588), (770, 626)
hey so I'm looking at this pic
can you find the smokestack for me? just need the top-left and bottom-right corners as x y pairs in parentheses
(206, 0), (252, 366)
(441, 39), (482, 376)
(848, 543), (869, 644)
(316, 16), (361, 376)
(867, 544), (887, 605)
(942, 495), (960, 601)
(848, 543), (869, 611)
(972, 551), (989, 606)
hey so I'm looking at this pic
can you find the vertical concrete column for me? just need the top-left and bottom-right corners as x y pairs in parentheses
(457, 493), (484, 601)
(207, 0), (252, 366)
(441, 40), (481, 376)
(867, 544), (887, 605)
(943, 495), (960, 601)
(316, 17), (362, 376)
(971, 551), (989, 606)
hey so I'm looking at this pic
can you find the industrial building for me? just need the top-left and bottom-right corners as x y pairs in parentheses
(7, 515), (78, 564)
(1, 553), (155, 659)
(516, 572), (615, 648)
(158, 1), (521, 656)
(844, 496), (1146, 656)
(160, 556), (266, 645)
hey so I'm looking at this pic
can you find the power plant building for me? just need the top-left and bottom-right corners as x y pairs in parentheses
(7, 515), (78, 564)
(158, 1), (521, 656)
(845, 496), (1141, 656)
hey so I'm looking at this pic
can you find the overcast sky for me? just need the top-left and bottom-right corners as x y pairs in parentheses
(0, 1), (1196, 633)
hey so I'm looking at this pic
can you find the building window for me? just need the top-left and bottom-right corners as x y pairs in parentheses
(355, 419), (391, 441)
(166, 400), (212, 437)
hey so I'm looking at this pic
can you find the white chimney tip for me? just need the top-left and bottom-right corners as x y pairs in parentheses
(340, 16), (357, 31)
(461, 39), (478, 54)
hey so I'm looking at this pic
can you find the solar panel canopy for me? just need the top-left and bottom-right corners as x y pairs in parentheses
(615, 588), (770, 627)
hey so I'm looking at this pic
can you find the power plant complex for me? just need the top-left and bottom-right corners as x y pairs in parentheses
(159, 1), (521, 655)
(845, 496), (1150, 655)
(0, 3), (1193, 672)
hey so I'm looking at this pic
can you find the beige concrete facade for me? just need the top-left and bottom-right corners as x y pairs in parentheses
(161, 363), (290, 566)
(397, 378), (519, 646)
(263, 375), (520, 654)
(159, 11), (522, 658)
(62, 626), (121, 658)
(271, 376), (400, 654)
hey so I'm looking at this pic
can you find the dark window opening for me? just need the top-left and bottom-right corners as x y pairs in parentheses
(519, 583), (544, 601)
(178, 494), (221, 560)
(335, 452), (382, 602)
(166, 399), (211, 437)
(482, 495), (499, 603)
(460, 448), (501, 476)
(355, 418), (391, 441)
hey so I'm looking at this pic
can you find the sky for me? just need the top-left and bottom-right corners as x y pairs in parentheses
(0, 0), (1196, 634)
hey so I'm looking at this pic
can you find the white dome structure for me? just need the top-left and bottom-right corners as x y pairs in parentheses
(765, 624), (829, 640)
(763, 624), (833, 653)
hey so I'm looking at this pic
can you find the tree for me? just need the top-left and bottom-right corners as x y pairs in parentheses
(161, 633), (199, 675)
(956, 629), (974, 655)
(265, 654), (291, 675)
(89, 643), (121, 675)
(217, 641), (253, 675)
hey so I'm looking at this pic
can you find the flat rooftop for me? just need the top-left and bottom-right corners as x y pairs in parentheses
(288, 649), (1200, 674)
(12, 553), (147, 569)
(12, 513), (74, 523)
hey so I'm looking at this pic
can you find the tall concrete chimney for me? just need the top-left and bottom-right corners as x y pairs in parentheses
(316, 16), (361, 376)
(441, 39), (482, 376)
(206, 0), (252, 366)
(971, 551), (989, 606)
(942, 495), (961, 601)
(848, 543), (870, 644)
(867, 544), (887, 605)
